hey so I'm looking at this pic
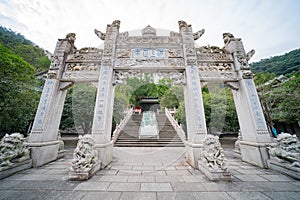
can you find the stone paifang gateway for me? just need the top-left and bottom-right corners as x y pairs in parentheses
(28, 20), (272, 171)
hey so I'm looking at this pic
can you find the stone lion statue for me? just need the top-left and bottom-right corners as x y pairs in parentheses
(268, 132), (300, 168)
(0, 133), (30, 169)
(202, 135), (226, 170)
(71, 134), (98, 171)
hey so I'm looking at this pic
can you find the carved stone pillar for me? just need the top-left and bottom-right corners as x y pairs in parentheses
(225, 35), (272, 168)
(180, 22), (207, 168)
(92, 21), (120, 168)
(28, 34), (76, 167)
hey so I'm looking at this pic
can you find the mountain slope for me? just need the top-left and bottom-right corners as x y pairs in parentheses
(250, 48), (300, 75)
(0, 26), (50, 72)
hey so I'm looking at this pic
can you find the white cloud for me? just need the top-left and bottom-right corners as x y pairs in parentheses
(0, 0), (299, 61)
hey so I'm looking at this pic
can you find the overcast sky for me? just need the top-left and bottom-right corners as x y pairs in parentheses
(0, 0), (299, 62)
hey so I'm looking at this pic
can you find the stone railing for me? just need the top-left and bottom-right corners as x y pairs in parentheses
(164, 108), (187, 142)
(112, 108), (133, 143)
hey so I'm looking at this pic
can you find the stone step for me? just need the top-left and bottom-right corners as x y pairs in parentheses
(114, 142), (185, 147)
(114, 113), (184, 147)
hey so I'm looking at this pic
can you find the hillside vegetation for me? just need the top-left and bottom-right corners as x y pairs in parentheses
(251, 48), (300, 75)
(0, 26), (50, 73)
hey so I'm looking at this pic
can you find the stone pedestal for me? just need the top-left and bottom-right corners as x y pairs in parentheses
(28, 141), (60, 167)
(198, 160), (231, 181)
(95, 141), (113, 169)
(267, 160), (300, 180)
(69, 161), (101, 181)
(0, 159), (32, 180)
(185, 142), (203, 168)
(240, 141), (269, 168)
(234, 150), (242, 159)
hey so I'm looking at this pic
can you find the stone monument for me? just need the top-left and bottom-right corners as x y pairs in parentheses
(139, 111), (159, 139)
(198, 135), (231, 181)
(69, 134), (100, 180)
(267, 132), (300, 179)
(28, 20), (272, 173)
(0, 133), (32, 179)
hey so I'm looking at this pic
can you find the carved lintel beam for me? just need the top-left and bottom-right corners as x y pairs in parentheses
(225, 81), (239, 90)
(60, 82), (74, 90)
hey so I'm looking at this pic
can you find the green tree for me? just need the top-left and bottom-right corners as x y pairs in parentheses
(0, 43), (40, 135)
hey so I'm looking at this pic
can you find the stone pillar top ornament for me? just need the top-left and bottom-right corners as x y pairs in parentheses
(142, 25), (156, 36)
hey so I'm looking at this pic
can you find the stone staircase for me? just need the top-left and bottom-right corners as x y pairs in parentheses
(114, 113), (185, 147)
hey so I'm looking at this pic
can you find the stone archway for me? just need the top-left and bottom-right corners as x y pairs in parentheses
(28, 20), (271, 170)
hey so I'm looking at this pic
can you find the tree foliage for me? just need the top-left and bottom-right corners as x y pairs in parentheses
(60, 84), (97, 135)
(0, 26), (50, 73)
(0, 43), (40, 135)
(256, 73), (300, 126)
(250, 48), (300, 75)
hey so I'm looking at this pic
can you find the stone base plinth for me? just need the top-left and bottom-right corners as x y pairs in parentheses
(95, 141), (113, 169)
(69, 161), (101, 181)
(57, 150), (66, 159)
(234, 150), (241, 159)
(185, 142), (203, 169)
(240, 141), (270, 168)
(0, 159), (32, 179)
(198, 160), (231, 181)
(27, 141), (60, 167)
(267, 160), (300, 180)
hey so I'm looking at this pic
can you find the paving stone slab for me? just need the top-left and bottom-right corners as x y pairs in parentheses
(96, 169), (118, 175)
(108, 182), (140, 191)
(45, 191), (86, 200)
(74, 181), (110, 191)
(193, 191), (234, 200)
(262, 191), (300, 200)
(181, 175), (206, 182)
(11, 180), (78, 191)
(227, 191), (272, 200)
(142, 170), (166, 176)
(235, 169), (265, 175)
(171, 182), (206, 192)
(155, 175), (184, 182)
(98, 175), (128, 182)
(0, 180), (23, 189)
(81, 191), (121, 200)
(132, 166), (154, 171)
(0, 190), (52, 200)
(141, 183), (173, 191)
(202, 182), (242, 192)
(165, 170), (192, 176)
(157, 192), (195, 200)
(259, 174), (295, 181)
(120, 192), (156, 200)
(127, 175), (155, 182)
(234, 175), (268, 182)
(261, 182), (300, 192)
(117, 170), (142, 175)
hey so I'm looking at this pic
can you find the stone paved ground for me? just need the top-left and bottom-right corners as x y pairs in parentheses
(1, 144), (300, 200)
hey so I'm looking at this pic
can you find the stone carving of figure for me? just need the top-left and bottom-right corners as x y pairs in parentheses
(66, 33), (76, 44)
(202, 135), (227, 170)
(246, 49), (255, 61)
(94, 29), (106, 40)
(178, 20), (191, 29)
(268, 132), (300, 168)
(107, 20), (120, 28)
(193, 29), (205, 40)
(0, 133), (30, 170)
(70, 134), (98, 170)
(223, 32), (241, 45)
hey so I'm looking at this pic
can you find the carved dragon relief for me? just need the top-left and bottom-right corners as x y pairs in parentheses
(113, 70), (141, 85)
